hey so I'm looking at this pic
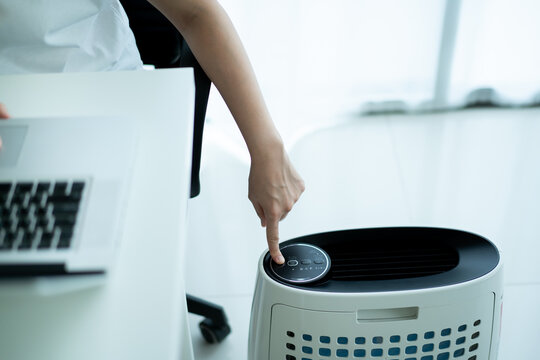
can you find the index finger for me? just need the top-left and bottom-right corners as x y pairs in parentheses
(266, 217), (284, 264)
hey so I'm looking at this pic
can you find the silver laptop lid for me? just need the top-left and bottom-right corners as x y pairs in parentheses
(0, 116), (138, 276)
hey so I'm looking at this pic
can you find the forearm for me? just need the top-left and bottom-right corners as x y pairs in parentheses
(148, 0), (304, 264)
(149, 0), (282, 157)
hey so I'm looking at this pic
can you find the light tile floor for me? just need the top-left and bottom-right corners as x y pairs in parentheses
(185, 108), (540, 359)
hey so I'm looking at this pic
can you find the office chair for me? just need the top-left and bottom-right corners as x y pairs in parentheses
(119, 0), (231, 344)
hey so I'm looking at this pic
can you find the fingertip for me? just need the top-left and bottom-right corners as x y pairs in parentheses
(274, 254), (285, 264)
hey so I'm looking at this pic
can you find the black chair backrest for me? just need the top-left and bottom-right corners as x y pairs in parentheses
(120, 0), (210, 198)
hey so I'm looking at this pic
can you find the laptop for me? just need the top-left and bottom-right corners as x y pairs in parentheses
(0, 116), (138, 276)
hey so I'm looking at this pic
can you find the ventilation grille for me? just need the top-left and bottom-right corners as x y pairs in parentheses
(328, 246), (459, 281)
(283, 319), (482, 360)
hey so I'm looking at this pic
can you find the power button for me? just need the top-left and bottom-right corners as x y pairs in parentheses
(287, 259), (299, 267)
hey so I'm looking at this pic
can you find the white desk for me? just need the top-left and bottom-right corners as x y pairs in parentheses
(0, 69), (196, 360)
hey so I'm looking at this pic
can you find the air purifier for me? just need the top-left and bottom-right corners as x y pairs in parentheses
(248, 227), (503, 360)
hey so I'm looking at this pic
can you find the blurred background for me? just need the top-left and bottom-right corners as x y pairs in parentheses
(205, 0), (540, 144)
(186, 0), (540, 359)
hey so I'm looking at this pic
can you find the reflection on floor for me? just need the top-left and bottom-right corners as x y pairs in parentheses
(185, 109), (540, 360)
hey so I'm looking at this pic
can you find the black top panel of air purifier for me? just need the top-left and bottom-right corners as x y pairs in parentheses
(263, 227), (500, 293)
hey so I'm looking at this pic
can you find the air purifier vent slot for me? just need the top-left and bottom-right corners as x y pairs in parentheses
(282, 318), (481, 360)
(328, 246), (459, 281)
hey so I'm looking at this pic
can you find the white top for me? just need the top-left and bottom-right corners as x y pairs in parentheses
(0, 0), (143, 74)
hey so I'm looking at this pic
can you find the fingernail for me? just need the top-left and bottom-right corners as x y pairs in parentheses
(277, 255), (285, 264)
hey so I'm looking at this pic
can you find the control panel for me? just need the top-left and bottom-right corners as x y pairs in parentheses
(269, 243), (331, 284)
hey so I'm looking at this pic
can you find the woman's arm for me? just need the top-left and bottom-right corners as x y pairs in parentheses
(147, 0), (304, 264)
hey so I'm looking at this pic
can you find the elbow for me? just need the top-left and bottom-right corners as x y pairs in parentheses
(146, 0), (208, 34)
(165, 0), (208, 34)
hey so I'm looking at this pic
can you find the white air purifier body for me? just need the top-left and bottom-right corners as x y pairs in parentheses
(248, 227), (503, 360)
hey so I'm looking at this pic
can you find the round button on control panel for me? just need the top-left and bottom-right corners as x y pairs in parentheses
(287, 259), (299, 267)
(270, 243), (331, 284)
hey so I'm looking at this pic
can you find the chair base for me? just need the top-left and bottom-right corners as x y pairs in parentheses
(187, 294), (231, 343)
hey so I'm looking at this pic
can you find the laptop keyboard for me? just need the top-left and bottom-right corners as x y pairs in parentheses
(0, 180), (86, 251)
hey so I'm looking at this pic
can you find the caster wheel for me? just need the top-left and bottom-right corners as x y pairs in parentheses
(199, 318), (232, 344)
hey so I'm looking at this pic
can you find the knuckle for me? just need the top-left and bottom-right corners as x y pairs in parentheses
(285, 201), (294, 212)
(267, 208), (281, 220)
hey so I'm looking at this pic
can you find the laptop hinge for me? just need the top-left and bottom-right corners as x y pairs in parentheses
(0, 264), (104, 277)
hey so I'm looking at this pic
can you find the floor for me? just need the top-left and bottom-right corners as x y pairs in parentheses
(184, 108), (540, 359)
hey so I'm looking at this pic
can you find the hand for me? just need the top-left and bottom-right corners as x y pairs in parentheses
(0, 103), (10, 150)
(248, 143), (305, 264)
